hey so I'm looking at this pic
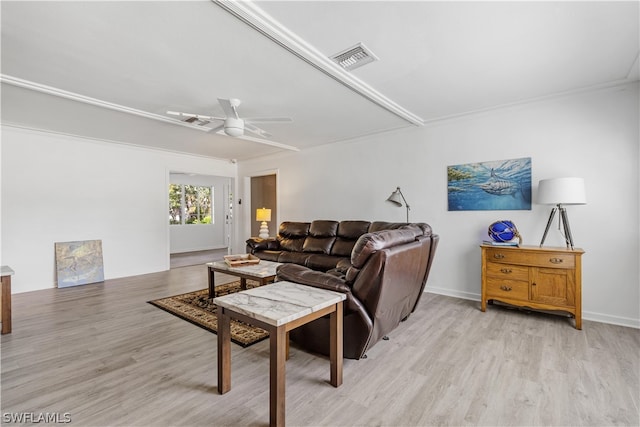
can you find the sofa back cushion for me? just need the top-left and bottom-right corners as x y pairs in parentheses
(350, 227), (423, 269)
(370, 221), (433, 236)
(278, 222), (310, 252)
(302, 220), (338, 254)
(330, 221), (372, 256)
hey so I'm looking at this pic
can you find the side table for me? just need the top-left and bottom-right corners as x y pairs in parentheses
(1, 266), (15, 334)
(214, 281), (346, 427)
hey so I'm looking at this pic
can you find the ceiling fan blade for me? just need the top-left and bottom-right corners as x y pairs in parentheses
(208, 123), (225, 133)
(166, 111), (224, 121)
(244, 117), (293, 123)
(217, 98), (239, 119)
(245, 122), (272, 139)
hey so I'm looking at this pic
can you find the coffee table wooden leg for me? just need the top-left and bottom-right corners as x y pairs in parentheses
(240, 277), (247, 290)
(329, 302), (343, 387)
(217, 308), (231, 394)
(1, 275), (11, 335)
(286, 331), (290, 360)
(270, 325), (286, 427)
(208, 267), (216, 299)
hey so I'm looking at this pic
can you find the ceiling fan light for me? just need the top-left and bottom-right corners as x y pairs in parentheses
(225, 127), (243, 137)
(224, 117), (244, 137)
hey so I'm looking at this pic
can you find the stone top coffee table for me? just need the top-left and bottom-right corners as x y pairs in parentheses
(206, 259), (282, 299)
(214, 281), (346, 427)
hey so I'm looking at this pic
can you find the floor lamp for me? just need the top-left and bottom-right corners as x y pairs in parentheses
(386, 187), (410, 223)
(538, 177), (586, 250)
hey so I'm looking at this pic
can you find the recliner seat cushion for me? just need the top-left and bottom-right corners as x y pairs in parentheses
(256, 250), (282, 262)
(306, 254), (349, 271)
(277, 251), (310, 265)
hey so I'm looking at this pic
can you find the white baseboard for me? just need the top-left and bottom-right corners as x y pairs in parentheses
(581, 311), (640, 329)
(424, 286), (640, 329)
(170, 246), (228, 255)
(425, 285), (480, 302)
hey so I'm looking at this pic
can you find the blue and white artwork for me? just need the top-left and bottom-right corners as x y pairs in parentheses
(447, 157), (532, 211)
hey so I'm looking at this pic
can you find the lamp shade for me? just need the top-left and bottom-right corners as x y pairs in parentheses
(386, 187), (403, 207)
(537, 177), (586, 205)
(256, 207), (272, 222)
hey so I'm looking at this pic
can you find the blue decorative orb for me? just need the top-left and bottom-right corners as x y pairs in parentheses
(488, 220), (518, 242)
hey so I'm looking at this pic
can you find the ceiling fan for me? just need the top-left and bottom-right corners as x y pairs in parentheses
(167, 98), (292, 139)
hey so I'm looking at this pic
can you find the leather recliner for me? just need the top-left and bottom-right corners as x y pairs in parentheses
(275, 223), (438, 360)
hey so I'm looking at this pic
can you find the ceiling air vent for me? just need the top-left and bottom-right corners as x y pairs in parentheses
(330, 42), (378, 71)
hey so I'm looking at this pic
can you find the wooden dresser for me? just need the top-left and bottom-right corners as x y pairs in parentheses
(480, 245), (584, 329)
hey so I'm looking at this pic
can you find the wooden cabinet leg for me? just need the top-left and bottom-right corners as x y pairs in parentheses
(1, 275), (11, 334)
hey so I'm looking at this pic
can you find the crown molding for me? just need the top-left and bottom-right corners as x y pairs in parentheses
(0, 74), (211, 132)
(231, 132), (300, 152)
(0, 74), (301, 152)
(1, 123), (235, 163)
(213, 0), (424, 127)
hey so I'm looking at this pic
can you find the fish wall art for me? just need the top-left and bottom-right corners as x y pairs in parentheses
(447, 157), (532, 211)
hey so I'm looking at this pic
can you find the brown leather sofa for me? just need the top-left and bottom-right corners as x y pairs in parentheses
(246, 220), (373, 272)
(247, 220), (438, 359)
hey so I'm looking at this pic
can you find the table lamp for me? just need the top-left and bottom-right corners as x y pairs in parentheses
(256, 207), (272, 239)
(537, 177), (586, 249)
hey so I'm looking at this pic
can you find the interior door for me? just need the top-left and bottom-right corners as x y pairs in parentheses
(250, 174), (277, 238)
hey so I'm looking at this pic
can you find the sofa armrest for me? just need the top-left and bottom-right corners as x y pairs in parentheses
(246, 237), (280, 252)
(276, 264), (351, 294)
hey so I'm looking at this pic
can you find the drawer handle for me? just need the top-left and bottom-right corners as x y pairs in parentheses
(493, 253), (505, 259)
(500, 268), (512, 274)
(549, 258), (563, 264)
(500, 285), (512, 291)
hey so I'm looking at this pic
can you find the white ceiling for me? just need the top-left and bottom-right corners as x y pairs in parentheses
(2, 1), (638, 161)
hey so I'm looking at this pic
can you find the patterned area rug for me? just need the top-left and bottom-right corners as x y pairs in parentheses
(148, 280), (269, 347)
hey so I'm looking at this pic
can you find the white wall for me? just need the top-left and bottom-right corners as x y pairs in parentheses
(168, 173), (232, 253)
(1, 126), (236, 293)
(237, 82), (640, 328)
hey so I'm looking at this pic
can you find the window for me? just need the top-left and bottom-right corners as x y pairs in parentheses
(169, 184), (213, 225)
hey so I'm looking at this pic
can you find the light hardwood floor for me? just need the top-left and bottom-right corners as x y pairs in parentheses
(1, 265), (638, 426)
(170, 249), (229, 269)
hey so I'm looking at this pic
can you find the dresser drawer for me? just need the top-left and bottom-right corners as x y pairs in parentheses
(485, 248), (575, 269)
(485, 278), (529, 301)
(486, 262), (529, 281)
